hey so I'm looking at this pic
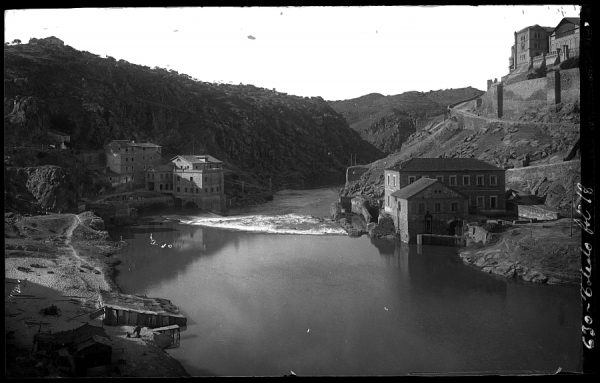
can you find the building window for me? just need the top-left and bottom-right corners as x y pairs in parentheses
(190, 176), (193, 182)
(436, 175), (444, 183)
(177, 187), (180, 192)
(184, 188), (187, 193)
(387, 175), (390, 185)
(477, 196), (484, 208)
(449, 175), (457, 186)
(490, 175), (498, 186)
(408, 176), (416, 184)
(205, 188), (208, 193)
(211, 187), (214, 193)
(418, 203), (425, 214)
(463, 175), (470, 186)
(435, 203), (441, 213)
(387, 196), (390, 206)
(490, 196), (498, 209)
(476, 175), (484, 186)
(393, 175), (396, 187)
(451, 202), (458, 212)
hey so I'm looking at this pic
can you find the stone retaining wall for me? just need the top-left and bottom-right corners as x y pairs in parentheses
(517, 204), (558, 220)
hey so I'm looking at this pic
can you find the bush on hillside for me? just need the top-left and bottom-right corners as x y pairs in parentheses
(527, 67), (547, 80)
(559, 57), (579, 70)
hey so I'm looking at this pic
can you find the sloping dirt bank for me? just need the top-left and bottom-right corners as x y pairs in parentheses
(4, 212), (189, 377)
(458, 218), (580, 285)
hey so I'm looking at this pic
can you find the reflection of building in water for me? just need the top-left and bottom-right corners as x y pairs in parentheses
(394, 242), (410, 281)
(173, 227), (207, 251)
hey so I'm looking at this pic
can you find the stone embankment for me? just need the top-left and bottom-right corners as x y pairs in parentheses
(458, 218), (580, 285)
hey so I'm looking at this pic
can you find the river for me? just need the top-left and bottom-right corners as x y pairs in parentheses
(111, 187), (582, 376)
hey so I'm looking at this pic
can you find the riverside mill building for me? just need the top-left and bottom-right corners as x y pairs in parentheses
(383, 158), (506, 243)
(146, 155), (225, 211)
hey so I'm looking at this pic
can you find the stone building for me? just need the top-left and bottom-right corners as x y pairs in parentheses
(384, 158), (505, 215)
(548, 17), (580, 62)
(508, 17), (580, 73)
(146, 163), (175, 193)
(170, 154), (225, 211)
(388, 178), (468, 243)
(509, 24), (554, 72)
(105, 140), (162, 188)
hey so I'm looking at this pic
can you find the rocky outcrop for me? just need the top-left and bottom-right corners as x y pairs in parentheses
(458, 220), (580, 285)
(4, 165), (76, 213)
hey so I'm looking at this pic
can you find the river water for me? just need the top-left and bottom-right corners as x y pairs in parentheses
(111, 188), (581, 376)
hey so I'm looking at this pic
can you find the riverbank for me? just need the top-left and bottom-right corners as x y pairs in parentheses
(458, 218), (580, 285)
(4, 211), (190, 377)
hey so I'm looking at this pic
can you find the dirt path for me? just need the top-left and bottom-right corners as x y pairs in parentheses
(5, 212), (190, 377)
(451, 101), (579, 129)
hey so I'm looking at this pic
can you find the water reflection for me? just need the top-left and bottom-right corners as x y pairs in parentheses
(114, 222), (236, 293)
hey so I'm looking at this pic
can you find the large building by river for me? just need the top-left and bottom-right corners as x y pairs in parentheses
(146, 154), (225, 211)
(384, 158), (506, 215)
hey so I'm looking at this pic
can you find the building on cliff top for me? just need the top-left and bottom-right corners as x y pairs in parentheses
(384, 158), (506, 218)
(508, 17), (580, 74)
(388, 177), (468, 244)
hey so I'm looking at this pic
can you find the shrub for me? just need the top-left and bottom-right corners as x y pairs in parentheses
(527, 67), (546, 80)
(559, 57), (579, 70)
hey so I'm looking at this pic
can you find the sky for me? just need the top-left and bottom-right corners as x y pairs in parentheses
(4, 5), (581, 100)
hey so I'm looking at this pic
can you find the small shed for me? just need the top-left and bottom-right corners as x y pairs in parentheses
(100, 290), (187, 328)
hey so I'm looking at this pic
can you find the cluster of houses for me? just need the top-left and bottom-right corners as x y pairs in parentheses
(382, 158), (507, 244)
(44, 131), (226, 212)
(508, 17), (580, 73)
(104, 140), (225, 211)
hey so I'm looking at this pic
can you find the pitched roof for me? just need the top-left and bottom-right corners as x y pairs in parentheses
(560, 17), (580, 26)
(132, 142), (161, 148)
(387, 157), (502, 172)
(106, 140), (160, 148)
(391, 177), (438, 199)
(516, 24), (553, 34)
(149, 163), (175, 172)
(173, 154), (222, 164)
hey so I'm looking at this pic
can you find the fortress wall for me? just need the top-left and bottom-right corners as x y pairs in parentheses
(502, 77), (548, 119)
(505, 160), (580, 190)
(560, 68), (580, 104)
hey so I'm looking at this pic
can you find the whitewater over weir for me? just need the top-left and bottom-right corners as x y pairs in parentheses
(164, 213), (348, 236)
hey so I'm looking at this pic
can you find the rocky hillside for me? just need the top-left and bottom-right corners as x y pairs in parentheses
(342, 101), (580, 211)
(328, 87), (484, 153)
(4, 37), (383, 212)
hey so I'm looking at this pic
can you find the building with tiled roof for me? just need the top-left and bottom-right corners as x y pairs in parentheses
(387, 177), (468, 243)
(105, 140), (162, 189)
(166, 154), (225, 211)
(384, 157), (505, 216)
